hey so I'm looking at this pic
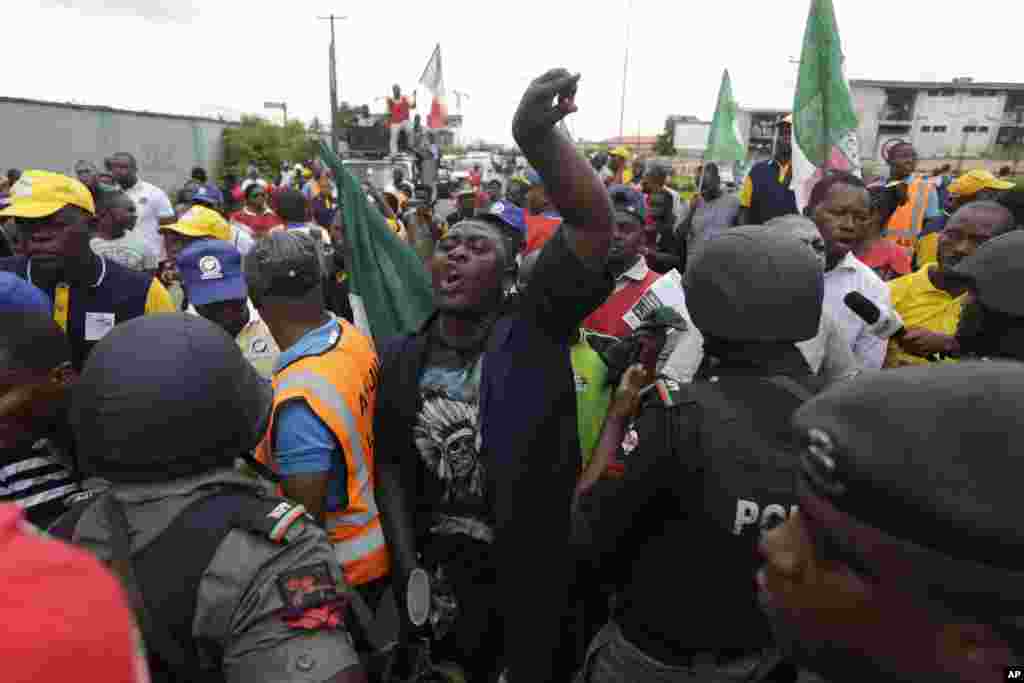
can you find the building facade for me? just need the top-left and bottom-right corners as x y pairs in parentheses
(850, 78), (1024, 160)
(0, 97), (236, 191)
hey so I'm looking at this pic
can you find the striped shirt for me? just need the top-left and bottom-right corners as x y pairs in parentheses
(0, 439), (80, 528)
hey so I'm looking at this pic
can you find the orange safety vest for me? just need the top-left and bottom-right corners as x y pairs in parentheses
(260, 318), (389, 587)
(885, 176), (932, 251)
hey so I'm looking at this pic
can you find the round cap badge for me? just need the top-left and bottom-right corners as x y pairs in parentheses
(199, 255), (223, 280)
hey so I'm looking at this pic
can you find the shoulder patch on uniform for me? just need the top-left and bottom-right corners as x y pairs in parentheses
(236, 498), (311, 544)
(64, 487), (105, 508)
(277, 561), (339, 612)
(653, 378), (689, 407)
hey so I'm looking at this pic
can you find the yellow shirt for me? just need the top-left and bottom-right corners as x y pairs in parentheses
(886, 265), (964, 367)
(144, 279), (176, 314)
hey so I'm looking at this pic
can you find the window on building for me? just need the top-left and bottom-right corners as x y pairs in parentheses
(941, 89), (956, 97)
(927, 90), (940, 97)
(998, 126), (1024, 146)
(963, 126), (978, 133)
(979, 126), (990, 133)
(921, 125), (933, 133)
(882, 89), (916, 121)
(933, 126), (948, 133)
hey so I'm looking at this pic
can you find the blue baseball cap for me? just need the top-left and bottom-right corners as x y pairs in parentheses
(479, 200), (526, 235)
(524, 168), (543, 187)
(176, 240), (247, 306)
(608, 184), (646, 225)
(0, 272), (52, 314)
(191, 184), (222, 209)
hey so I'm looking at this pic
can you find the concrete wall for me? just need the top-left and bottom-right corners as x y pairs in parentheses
(851, 86), (886, 159)
(851, 86), (1007, 160)
(912, 91), (1004, 158)
(0, 98), (237, 193)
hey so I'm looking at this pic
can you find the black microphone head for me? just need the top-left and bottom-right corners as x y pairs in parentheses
(844, 291), (882, 325)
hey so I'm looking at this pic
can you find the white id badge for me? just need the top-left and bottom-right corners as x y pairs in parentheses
(85, 312), (116, 341)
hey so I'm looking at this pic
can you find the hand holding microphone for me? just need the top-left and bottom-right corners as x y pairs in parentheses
(843, 291), (906, 340)
(844, 292), (959, 359)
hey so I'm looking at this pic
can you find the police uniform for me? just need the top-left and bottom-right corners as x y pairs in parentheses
(778, 362), (1024, 681)
(48, 313), (365, 683)
(574, 228), (825, 683)
(50, 472), (361, 683)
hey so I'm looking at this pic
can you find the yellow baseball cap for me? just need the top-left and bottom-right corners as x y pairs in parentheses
(0, 170), (95, 218)
(610, 146), (631, 159)
(159, 205), (232, 241)
(949, 169), (1015, 197)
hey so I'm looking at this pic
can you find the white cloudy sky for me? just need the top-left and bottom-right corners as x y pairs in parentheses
(8, 1), (1021, 145)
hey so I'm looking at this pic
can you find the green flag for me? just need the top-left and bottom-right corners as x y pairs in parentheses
(791, 0), (861, 209)
(318, 142), (434, 343)
(705, 69), (746, 163)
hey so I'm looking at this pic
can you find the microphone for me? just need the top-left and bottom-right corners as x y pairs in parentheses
(844, 291), (906, 340)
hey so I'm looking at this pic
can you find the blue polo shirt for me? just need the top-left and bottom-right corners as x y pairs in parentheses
(272, 317), (348, 510)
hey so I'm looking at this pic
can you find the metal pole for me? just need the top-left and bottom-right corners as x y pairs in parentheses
(618, 0), (632, 139)
(283, 103), (288, 126)
(329, 16), (339, 153)
(318, 14), (348, 154)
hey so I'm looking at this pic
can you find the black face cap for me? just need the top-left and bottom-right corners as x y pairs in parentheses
(71, 313), (272, 483)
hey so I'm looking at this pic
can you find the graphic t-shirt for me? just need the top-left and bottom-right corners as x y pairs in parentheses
(415, 331), (491, 543)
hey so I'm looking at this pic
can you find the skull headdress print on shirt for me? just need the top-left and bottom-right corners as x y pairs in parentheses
(414, 390), (485, 504)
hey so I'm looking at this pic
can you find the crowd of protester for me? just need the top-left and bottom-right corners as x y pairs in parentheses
(2, 68), (1024, 683)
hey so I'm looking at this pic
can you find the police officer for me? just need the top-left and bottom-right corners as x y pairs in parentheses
(760, 362), (1024, 682)
(950, 230), (1024, 361)
(573, 227), (824, 682)
(48, 313), (367, 683)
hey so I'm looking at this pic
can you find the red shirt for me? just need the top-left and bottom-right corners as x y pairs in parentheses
(0, 504), (142, 683)
(858, 238), (912, 281)
(469, 170), (482, 189)
(230, 209), (284, 237)
(389, 97), (411, 124)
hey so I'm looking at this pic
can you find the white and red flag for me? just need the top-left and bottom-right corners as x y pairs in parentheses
(418, 44), (448, 129)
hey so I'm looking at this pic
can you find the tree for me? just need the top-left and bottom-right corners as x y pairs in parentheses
(219, 115), (318, 182)
(654, 117), (677, 157)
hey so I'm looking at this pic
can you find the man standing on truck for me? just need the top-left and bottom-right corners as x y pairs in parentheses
(388, 84), (416, 156)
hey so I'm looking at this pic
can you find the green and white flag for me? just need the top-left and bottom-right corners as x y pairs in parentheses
(319, 142), (434, 344)
(705, 69), (746, 164)
(791, 0), (861, 211)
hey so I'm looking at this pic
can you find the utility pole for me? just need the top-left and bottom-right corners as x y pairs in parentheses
(318, 14), (348, 154)
(619, 0), (633, 139)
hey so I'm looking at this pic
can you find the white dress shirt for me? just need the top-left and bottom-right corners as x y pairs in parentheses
(122, 179), (174, 260)
(822, 252), (892, 369)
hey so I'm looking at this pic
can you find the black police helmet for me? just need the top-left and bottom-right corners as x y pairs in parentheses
(71, 313), (272, 483)
(684, 225), (823, 343)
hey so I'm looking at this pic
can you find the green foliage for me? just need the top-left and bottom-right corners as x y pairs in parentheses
(653, 117), (677, 157)
(219, 116), (318, 182)
(654, 132), (676, 157)
(442, 145), (467, 156)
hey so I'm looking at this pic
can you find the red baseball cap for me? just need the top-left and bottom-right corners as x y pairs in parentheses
(0, 504), (144, 683)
